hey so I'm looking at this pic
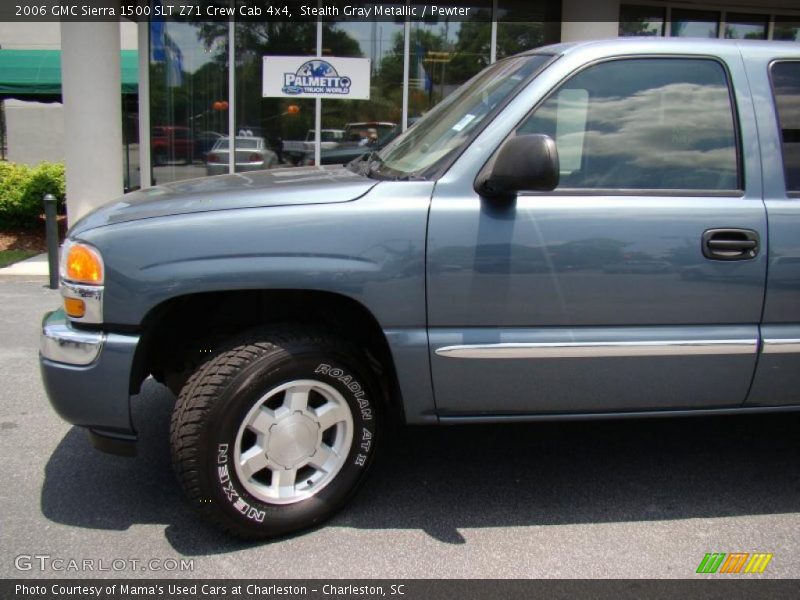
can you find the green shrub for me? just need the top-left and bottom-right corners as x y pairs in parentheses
(0, 161), (66, 229)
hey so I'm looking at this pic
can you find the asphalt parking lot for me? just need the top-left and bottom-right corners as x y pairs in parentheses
(1, 277), (798, 579)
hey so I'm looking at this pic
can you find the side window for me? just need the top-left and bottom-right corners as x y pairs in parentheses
(517, 58), (740, 191)
(770, 62), (800, 195)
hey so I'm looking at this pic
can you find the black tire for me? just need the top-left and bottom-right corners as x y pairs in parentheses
(170, 327), (381, 539)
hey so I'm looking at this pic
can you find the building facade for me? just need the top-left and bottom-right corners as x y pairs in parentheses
(1, 0), (799, 221)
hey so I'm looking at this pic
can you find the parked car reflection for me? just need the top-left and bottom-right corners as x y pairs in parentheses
(194, 131), (223, 162)
(301, 120), (421, 166)
(206, 137), (278, 175)
(151, 126), (194, 166)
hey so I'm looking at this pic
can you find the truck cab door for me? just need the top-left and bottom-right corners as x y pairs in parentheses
(426, 49), (767, 417)
(743, 52), (800, 407)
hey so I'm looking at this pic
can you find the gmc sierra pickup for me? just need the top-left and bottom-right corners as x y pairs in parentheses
(41, 38), (800, 538)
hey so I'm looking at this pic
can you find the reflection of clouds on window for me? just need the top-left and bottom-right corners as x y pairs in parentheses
(520, 59), (739, 191)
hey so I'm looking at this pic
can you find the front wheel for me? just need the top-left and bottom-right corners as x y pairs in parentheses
(170, 328), (380, 538)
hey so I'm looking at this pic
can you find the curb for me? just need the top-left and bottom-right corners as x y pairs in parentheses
(0, 253), (51, 277)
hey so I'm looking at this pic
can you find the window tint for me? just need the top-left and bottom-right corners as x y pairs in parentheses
(770, 62), (800, 194)
(517, 58), (739, 191)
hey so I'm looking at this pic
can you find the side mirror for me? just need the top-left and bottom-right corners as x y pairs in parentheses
(475, 134), (559, 200)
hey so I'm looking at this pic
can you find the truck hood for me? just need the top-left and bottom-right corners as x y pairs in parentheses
(69, 165), (378, 236)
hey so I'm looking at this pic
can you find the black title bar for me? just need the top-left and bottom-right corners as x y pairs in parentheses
(2, 0), (573, 23)
(4, 579), (800, 600)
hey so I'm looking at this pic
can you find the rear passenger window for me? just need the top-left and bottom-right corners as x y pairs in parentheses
(770, 62), (800, 195)
(517, 58), (740, 192)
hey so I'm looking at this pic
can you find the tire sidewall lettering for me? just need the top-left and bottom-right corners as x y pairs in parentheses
(314, 362), (376, 467)
(314, 363), (373, 421)
(215, 443), (266, 523)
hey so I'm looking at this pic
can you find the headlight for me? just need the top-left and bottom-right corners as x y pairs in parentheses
(59, 240), (104, 322)
(60, 239), (104, 285)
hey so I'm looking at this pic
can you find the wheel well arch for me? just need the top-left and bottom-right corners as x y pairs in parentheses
(131, 289), (404, 423)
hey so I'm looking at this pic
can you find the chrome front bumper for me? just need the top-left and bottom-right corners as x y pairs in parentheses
(41, 309), (104, 365)
(40, 309), (140, 452)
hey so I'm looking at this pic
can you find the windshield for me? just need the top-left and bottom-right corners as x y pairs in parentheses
(357, 54), (552, 180)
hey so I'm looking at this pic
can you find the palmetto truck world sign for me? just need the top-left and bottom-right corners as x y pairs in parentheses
(262, 56), (371, 99)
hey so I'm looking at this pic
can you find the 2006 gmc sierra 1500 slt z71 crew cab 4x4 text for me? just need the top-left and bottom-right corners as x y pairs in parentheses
(40, 39), (800, 538)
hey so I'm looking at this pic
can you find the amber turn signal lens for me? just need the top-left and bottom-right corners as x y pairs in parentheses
(65, 243), (103, 284)
(63, 297), (86, 318)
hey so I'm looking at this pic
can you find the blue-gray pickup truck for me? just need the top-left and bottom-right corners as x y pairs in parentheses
(40, 39), (800, 538)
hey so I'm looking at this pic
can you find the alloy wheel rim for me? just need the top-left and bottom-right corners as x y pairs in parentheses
(233, 379), (354, 505)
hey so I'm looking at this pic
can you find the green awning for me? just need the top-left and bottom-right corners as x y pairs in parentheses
(0, 49), (139, 97)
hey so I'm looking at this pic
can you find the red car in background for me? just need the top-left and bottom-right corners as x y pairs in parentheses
(151, 126), (194, 165)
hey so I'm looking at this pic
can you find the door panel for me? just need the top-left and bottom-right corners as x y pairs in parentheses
(427, 196), (766, 415)
(742, 55), (800, 407)
(426, 52), (767, 416)
(430, 326), (757, 414)
(428, 196), (766, 328)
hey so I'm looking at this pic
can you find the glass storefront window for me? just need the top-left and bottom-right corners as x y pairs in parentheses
(670, 9), (720, 39)
(408, 2), (492, 120)
(122, 94), (139, 191)
(233, 21), (316, 170)
(149, 20), (228, 184)
(318, 11), (404, 166)
(774, 17), (800, 42)
(724, 13), (768, 40)
(145, 9), (568, 178)
(496, 0), (561, 59)
(139, 7), (800, 182)
(618, 4), (666, 37)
